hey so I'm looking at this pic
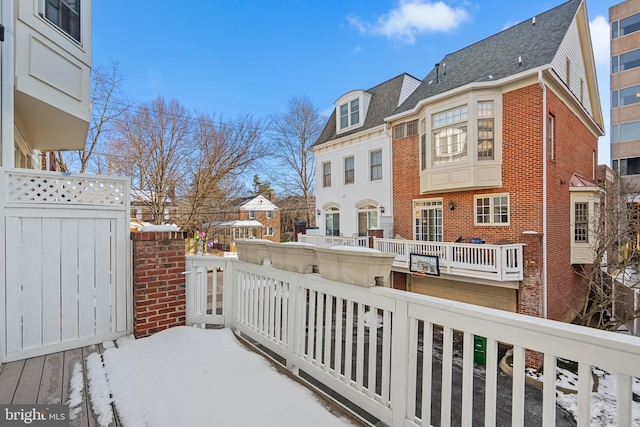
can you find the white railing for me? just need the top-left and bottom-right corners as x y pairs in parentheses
(298, 233), (369, 248)
(374, 237), (524, 282)
(185, 256), (640, 427)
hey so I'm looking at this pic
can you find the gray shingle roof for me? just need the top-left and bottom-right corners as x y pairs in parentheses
(393, 0), (581, 116)
(313, 73), (419, 147)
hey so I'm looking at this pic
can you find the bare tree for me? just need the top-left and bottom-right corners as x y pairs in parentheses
(179, 114), (268, 232)
(575, 172), (640, 331)
(111, 96), (193, 224)
(57, 61), (130, 173)
(269, 96), (323, 225)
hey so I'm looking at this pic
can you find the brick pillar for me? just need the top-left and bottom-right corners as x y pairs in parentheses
(518, 231), (544, 368)
(392, 272), (408, 291)
(131, 230), (188, 338)
(368, 228), (383, 249)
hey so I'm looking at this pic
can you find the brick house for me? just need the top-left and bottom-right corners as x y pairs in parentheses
(313, 0), (604, 322)
(207, 194), (281, 250)
(385, 0), (604, 321)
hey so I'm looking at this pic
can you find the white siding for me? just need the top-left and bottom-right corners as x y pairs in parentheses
(398, 75), (421, 107)
(314, 127), (392, 237)
(551, 19), (592, 116)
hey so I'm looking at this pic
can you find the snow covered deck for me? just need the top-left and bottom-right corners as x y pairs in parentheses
(0, 343), (121, 426)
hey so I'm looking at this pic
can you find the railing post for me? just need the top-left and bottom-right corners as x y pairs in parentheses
(446, 244), (453, 275)
(496, 247), (504, 280)
(389, 299), (409, 426)
(285, 275), (299, 374)
(185, 258), (194, 326)
(223, 259), (235, 328)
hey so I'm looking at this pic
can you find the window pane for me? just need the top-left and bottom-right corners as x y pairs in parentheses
(476, 197), (490, 224)
(574, 202), (588, 243)
(339, 104), (348, 129)
(612, 21), (619, 39)
(620, 49), (640, 72)
(370, 150), (382, 181)
(612, 90), (619, 108)
(433, 124), (468, 164)
(393, 124), (405, 139)
(406, 120), (418, 136)
(344, 156), (354, 184)
(613, 55), (619, 74)
(350, 99), (360, 125)
(619, 85), (640, 106)
(621, 13), (640, 36)
(619, 121), (640, 142)
(323, 162), (331, 187)
(493, 196), (509, 224)
(612, 125), (619, 143)
(477, 118), (494, 160)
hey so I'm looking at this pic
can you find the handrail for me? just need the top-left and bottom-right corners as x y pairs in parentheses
(185, 256), (640, 426)
(373, 237), (524, 281)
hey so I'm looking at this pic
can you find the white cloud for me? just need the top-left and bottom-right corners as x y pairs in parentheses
(348, 0), (471, 44)
(589, 15), (610, 69)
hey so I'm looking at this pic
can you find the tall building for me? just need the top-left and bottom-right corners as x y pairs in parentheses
(611, 0), (640, 191)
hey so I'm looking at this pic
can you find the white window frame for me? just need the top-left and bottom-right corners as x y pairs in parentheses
(344, 156), (355, 185)
(322, 162), (331, 188)
(413, 199), (443, 242)
(264, 227), (275, 237)
(474, 193), (510, 226)
(248, 210), (257, 219)
(339, 99), (360, 130)
(41, 0), (82, 43)
(265, 210), (274, 219)
(432, 105), (468, 165)
(370, 149), (382, 181)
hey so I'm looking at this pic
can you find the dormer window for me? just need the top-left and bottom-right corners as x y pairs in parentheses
(335, 90), (370, 134)
(340, 99), (360, 129)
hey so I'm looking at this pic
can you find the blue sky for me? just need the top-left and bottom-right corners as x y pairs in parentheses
(92, 0), (612, 163)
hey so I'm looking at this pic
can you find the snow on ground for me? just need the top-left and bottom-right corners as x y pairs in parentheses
(87, 327), (358, 427)
(67, 362), (84, 420)
(526, 362), (640, 425)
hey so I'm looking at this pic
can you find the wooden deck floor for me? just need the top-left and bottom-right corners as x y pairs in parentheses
(0, 344), (120, 427)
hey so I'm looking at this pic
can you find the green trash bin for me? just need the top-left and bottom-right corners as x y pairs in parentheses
(473, 335), (487, 364)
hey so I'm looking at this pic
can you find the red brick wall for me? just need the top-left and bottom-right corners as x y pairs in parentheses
(544, 89), (595, 321)
(391, 83), (597, 321)
(131, 231), (188, 337)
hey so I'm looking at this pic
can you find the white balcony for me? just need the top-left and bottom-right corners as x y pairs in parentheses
(298, 234), (524, 283)
(185, 256), (640, 426)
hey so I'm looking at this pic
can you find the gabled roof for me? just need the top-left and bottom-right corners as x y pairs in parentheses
(393, 0), (582, 116)
(237, 194), (278, 210)
(313, 73), (421, 147)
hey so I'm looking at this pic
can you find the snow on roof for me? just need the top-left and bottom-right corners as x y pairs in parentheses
(205, 220), (264, 228)
(238, 194), (278, 210)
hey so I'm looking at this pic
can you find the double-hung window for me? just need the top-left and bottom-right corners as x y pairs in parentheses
(322, 162), (331, 188)
(44, 0), (81, 42)
(432, 105), (468, 164)
(475, 194), (509, 225)
(248, 210), (257, 219)
(265, 211), (274, 219)
(477, 101), (494, 160)
(574, 202), (588, 243)
(339, 99), (360, 129)
(370, 150), (382, 181)
(344, 156), (354, 185)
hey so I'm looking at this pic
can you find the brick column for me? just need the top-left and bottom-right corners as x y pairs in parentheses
(518, 231), (544, 368)
(131, 230), (188, 338)
(368, 228), (384, 249)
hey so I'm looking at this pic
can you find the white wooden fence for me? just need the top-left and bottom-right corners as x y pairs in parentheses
(1, 169), (132, 362)
(186, 256), (640, 426)
(298, 234), (370, 248)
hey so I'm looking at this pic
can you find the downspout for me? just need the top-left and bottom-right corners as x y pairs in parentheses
(538, 70), (548, 319)
(1, 0), (14, 168)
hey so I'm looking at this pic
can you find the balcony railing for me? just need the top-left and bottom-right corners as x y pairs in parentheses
(298, 233), (369, 248)
(297, 234), (524, 282)
(185, 256), (640, 426)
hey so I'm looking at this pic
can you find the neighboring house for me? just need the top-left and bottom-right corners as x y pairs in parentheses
(130, 190), (179, 224)
(312, 0), (604, 323)
(611, 0), (640, 193)
(387, 0), (603, 322)
(312, 73), (421, 238)
(207, 194), (281, 250)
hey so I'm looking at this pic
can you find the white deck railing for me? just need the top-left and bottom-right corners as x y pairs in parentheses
(185, 256), (640, 426)
(374, 237), (524, 282)
(298, 234), (369, 248)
